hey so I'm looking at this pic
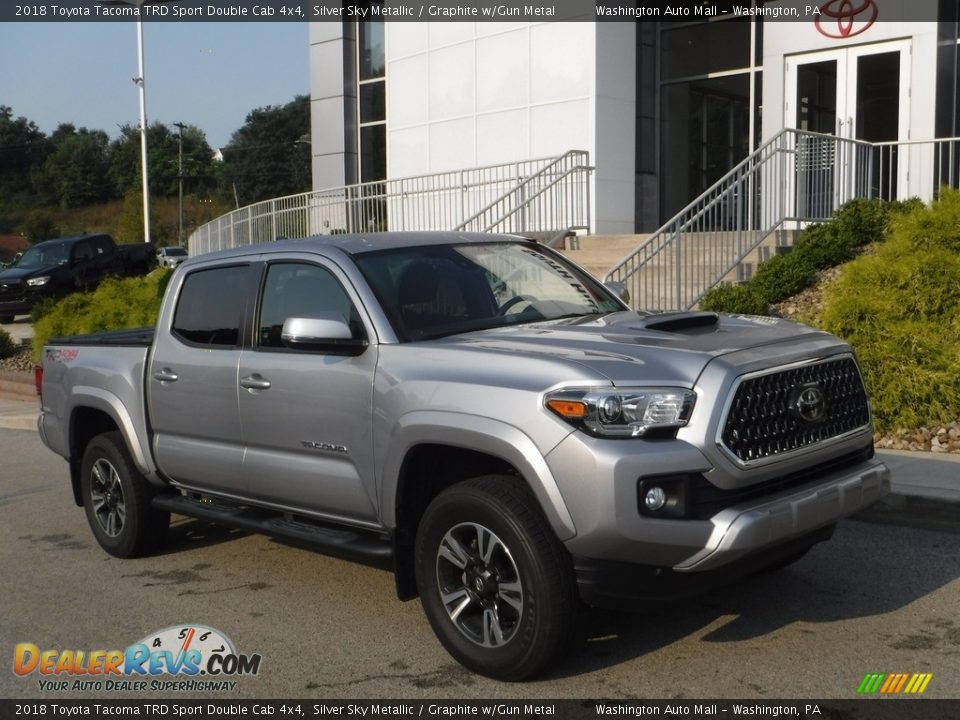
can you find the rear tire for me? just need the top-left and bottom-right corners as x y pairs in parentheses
(414, 475), (577, 680)
(80, 431), (169, 558)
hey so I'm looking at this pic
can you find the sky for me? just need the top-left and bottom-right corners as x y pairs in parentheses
(0, 21), (309, 149)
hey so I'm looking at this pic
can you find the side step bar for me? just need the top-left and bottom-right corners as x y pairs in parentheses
(152, 493), (393, 570)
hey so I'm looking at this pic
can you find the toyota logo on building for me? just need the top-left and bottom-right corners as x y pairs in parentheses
(794, 385), (827, 424)
(815, 0), (878, 39)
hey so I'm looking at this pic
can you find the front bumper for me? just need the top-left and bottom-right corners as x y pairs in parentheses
(545, 431), (889, 606)
(0, 295), (33, 315)
(672, 458), (888, 571)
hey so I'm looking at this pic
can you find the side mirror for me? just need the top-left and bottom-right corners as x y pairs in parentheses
(604, 281), (631, 305)
(281, 314), (367, 355)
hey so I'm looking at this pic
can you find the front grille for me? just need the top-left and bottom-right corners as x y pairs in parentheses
(720, 356), (870, 464)
(0, 281), (24, 302)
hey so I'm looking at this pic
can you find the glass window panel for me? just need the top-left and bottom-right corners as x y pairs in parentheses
(360, 82), (386, 124)
(660, 74), (750, 221)
(173, 266), (250, 347)
(359, 20), (385, 81)
(360, 125), (386, 183)
(661, 20), (750, 80)
(258, 263), (358, 349)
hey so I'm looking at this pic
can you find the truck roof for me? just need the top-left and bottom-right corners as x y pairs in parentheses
(187, 231), (533, 262)
(33, 233), (112, 248)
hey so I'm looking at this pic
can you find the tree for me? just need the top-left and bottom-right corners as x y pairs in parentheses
(20, 211), (61, 245)
(218, 95), (310, 206)
(33, 126), (112, 207)
(108, 122), (215, 199)
(0, 106), (46, 204)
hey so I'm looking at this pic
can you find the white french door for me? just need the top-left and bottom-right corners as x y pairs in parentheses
(785, 40), (911, 208)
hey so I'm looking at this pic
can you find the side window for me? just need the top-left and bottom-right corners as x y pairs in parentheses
(93, 237), (111, 256)
(258, 262), (360, 350)
(73, 242), (93, 263)
(172, 265), (250, 347)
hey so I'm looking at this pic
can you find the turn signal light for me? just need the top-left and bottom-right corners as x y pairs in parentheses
(546, 399), (587, 419)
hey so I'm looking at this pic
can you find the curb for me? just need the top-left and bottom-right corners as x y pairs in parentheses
(0, 370), (35, 399)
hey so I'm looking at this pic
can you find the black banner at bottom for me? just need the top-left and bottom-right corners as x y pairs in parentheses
(1, 700), (958, 720)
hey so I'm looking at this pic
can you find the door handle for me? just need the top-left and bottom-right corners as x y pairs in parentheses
(152, 368), (178, 383)
(240, 375), (272, 391)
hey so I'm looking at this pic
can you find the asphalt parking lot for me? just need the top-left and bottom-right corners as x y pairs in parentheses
(1, 427), (958, 700)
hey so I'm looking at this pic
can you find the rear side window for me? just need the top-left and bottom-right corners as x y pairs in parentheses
(72, 242), (94, 262)
(92, 236), (113, 255)
(172, 265), (250, 347)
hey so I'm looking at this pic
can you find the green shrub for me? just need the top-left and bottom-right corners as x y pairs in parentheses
(749, 252), (818, 305)
(699, 283), (769, 315)
(886, 187), (960, 253)
(700, 198), (902, 314)
(0, 328), (17, 360)
(30, 296), (59, 323)
(819, 198), (960, 432)
(32, 269), (171, 362)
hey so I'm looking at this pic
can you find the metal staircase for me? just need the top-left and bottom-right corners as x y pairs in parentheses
(603, 130), (960, 310)
(188, 152), (593, 256)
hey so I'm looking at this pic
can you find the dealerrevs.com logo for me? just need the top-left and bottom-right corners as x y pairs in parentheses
(14, 625), (262, 693)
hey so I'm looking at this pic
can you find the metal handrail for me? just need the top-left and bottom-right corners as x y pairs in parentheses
(481, 164), (594, 233)
(454, 150), (590, 232)
(188, 151), (593, 256)
(603, 129), (881, 311)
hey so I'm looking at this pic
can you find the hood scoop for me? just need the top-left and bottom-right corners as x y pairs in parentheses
(634, 311), (720, 333)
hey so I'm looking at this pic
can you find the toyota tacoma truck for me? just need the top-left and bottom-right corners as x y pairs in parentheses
(37, 232), (890, 680)
(0, 233), (155, 322)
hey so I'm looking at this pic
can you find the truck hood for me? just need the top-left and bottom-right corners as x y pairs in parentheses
(0, 266), (56, 282)
(444, 311), (840, 386)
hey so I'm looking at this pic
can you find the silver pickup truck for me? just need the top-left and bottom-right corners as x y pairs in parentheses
(38, 232), (890, 680)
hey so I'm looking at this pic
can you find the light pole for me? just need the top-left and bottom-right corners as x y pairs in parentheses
(173, 121), (186, 246)
(99, 0), (179, 243)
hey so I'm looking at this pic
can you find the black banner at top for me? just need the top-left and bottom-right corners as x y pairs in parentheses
(1, 699), (960, 720)
(0, 0), (944, 23)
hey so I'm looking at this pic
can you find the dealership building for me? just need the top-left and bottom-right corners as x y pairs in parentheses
(307, 1), (960, 235)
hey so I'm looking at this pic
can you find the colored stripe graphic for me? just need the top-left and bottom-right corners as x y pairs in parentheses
(857, 673), (885, 693)
(857, 672), (932, 694)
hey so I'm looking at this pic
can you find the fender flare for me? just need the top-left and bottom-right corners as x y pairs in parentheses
(379, 411), (576, 541)
(67, 386), (161, 484)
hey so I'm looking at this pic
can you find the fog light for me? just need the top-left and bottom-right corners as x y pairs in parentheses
(644, 486), (667, 512)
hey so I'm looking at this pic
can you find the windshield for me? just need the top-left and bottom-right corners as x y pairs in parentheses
(354, 242), (623, 341)
(14, 242), (70, 269)
(164, 248), (188, 257)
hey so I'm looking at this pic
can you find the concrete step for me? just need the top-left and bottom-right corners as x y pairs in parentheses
(561, 234), (651, 280)
(590, 228), (801, 309)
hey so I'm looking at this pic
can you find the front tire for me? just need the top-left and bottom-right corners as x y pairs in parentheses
(80, 431), (169, 558)
(414, 475), (577, 680)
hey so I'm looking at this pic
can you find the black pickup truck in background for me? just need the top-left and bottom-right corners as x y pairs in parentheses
(0, 234), (156, 323)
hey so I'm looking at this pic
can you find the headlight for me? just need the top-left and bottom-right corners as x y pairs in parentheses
(26, 276), (50, 287)
(545, 387), (696, 437)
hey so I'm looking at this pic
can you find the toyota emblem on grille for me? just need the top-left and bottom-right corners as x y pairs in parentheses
(795, 385), (827, 423)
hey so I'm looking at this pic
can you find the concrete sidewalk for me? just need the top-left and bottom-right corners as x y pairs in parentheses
(0, 388), (955, 504)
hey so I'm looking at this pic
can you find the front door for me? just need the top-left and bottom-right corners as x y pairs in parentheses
(785, 40), (911, 208)
(237, 258), (380, 525)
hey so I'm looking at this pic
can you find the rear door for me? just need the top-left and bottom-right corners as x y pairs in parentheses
(148, 261), (256, 496)
(237, 257), (380, 523)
